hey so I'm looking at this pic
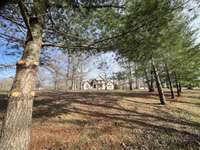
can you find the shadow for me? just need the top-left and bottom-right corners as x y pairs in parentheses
(55, 119), (96, 126)
(171, 100), (200, 106)
(167, 107), (200, 119)
(0, 94), (8, 112)
(108, 91), (172, 100)
(32, 91), (200, 129)
(0, 90), (200, 148)
(123, 98), (161, 105)
(187, 96), (200, 99)
(0, 93), (8, 121)
(32, 91), (120, 119)
(56, 106), (200, 147)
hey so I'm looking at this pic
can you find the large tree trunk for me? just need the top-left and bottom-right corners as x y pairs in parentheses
(66, 56), (71, 91)
(150, 70), (155, 92)
(165, 64), (175, 99)
(129, 80), (133, 90)
(145, 69), (154, 92)
(174, 72), (181, 96)
(144, 69), (150, 91)
(134, 63), (140, 89)
(0, 18), (43, 150)
(128, 61), (133, 90)
(152, 60), (166, 105)
(179, 82), (182, 93)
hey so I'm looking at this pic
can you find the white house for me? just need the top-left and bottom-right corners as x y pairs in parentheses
(82, 79), (114, 90)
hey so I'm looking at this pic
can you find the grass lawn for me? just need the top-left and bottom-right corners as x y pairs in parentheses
(0, 90), (200, 150)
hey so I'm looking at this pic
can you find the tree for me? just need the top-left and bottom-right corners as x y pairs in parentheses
(112, 0), (179, 104)
(0, 0), (199, 148)
(165, 64), (176, 99)
(152, 58), (166, 104)
(0, 0), (123, 149)
(117, 58), (134, 90)
(144, 65), (155, 92)
(97, 57), (112, 90)
(66, 52), (89, 91)
(109, 0), (199, 104)
(0, 1), (44, 149)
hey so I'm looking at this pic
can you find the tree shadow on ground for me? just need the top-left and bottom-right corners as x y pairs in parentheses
(0, 90), (200, 148)
(171, 99), (200, 107)
(32, 91), (200, 132)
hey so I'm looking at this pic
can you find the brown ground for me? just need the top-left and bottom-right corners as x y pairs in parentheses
(0, 90), (200, 150)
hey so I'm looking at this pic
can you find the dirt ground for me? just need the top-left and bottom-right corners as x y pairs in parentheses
(0, 90), (200, 150)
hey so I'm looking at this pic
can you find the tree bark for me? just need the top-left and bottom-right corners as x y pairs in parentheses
(179, 82), (182, 93)
(66, 56), (71, 91)
(128, 61), (133, 90)
(134, 63), (140, 89)
(165, 64), (175, 99)
(152, 59), (166, 105)
(0, 18), (43, 150)
(174, 72), (181, 96)
(150, 70), (155, 92)
(129, 81), (133, 90)
(145, 69), (154, 92)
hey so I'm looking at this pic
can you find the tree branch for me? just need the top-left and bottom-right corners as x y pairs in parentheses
(0, 64), (16, 69)
(18, 0), (33, 39)
(0, 32), (25, 45)
(0, 14), (26, 29)
(88, 0), (191, 46)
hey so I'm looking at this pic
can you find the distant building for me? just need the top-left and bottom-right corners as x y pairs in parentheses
(82, 79), (114, 90)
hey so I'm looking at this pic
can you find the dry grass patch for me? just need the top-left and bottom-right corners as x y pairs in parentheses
(0, 90), (200, 150)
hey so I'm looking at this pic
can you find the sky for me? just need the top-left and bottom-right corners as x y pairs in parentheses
(0, 44), (121, 80)
(187, 1), (200, 43)
(0, 45), (21, 79)
(39, 51), (121, 81)
(85, 52), (121, 79)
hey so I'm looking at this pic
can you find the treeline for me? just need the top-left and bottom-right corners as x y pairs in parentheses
(100, 0), (200, 105)
(0, 0), (199, 149)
